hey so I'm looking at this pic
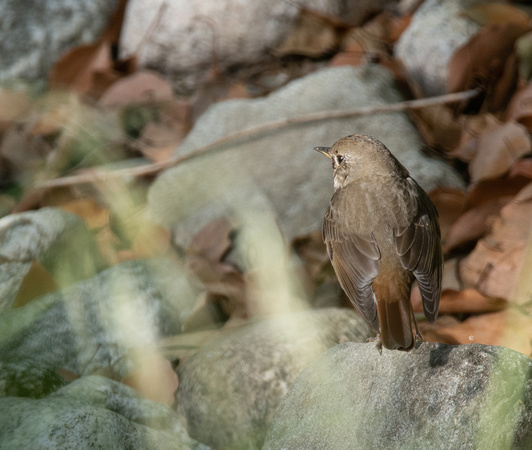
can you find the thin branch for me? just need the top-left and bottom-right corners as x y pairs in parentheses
(37, 89), (479, 189)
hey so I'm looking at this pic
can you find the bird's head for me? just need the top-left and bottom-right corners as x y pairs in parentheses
(315, 134), (406, 189)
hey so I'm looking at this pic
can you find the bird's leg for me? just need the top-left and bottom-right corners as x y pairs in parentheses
(411, 309), (424, 345)
(366, 332), (383, 354)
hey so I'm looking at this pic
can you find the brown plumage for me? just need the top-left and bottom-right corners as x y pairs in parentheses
(315, 135), (442, 351)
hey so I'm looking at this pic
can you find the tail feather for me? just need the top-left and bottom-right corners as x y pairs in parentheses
(377, 297), (415, 351)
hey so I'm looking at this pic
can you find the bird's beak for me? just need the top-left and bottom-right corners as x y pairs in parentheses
(314, 147), (332, 158)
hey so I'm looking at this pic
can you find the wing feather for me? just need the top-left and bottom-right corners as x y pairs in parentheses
(323, 205), (381, 331)
(394, 179), (443, 323)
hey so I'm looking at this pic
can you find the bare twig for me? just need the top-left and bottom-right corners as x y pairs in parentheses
(37, 89), (478, 189)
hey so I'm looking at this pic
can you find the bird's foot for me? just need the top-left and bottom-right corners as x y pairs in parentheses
(366, 333), (383, 354)
(414, 331), (424, 349)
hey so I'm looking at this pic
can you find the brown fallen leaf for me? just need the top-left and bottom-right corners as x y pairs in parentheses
(186, 218), (247, 320)
(460, 3), (531, 27)
(121, 352), (178, 406)
(99, 70), (175, 108)
(448, 23), (530, 112)
(409, 105), (465, 153)
(506, 81), (532, 129)
(439, 289), (505, 315)
(460, 182), (532, 299)
(510, 157), (532, 178)
(450, 114), (501, 162)
(0, 89), (33, 130)
(292, 230), (330, 280)
(428, 187), (466, 245)
(328, 43), (365, 67)
(469, 121), (531, 184)
(49, 43), (115, 96)
(55, 197), (110, 230)
(466, 172), (532, 210)
(274, 9), (344, 58)
(444, 197), (509, 253)
(48, 0), (135, 98)
(420, 311), (507, 346)
(134, 121), (185, 163)
(12, 259), (59, 308)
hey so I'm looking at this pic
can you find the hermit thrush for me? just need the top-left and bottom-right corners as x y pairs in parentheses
(315, 134), (442, 351)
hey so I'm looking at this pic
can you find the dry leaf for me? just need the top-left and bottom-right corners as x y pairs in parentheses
(444, 197), (508, 253)
(510, 158), (532, 178)
(292, 230), (330, 280)
(186, 218), (247, 320)
(328, 43), (365, 67)
(0, 89), (33, 129)
(460, 182), (532, 299)
(467, 174), (532, 209)
(438, 289), (506, 314)
(31, 102), (75, 136)
(428, 187), (466, 244)
(49, 43), (114, 96)
(506, 81), (532, 128)
(99, 70), (175, 108)
(421, 311), (508, 346)
(409, 106), (465, 153)
(135, 121), (184, 163)
(448, 23), (530, 112)
(48, 0), (133, 98)
(450, 114), (501, 162)
(58, 197), (110, 230)
(274, 9), (342, 57)
(190, 77), (250, 124)
(13, 259), (59, 307)
(460, 3), (530, 27)
(121, 353), (178, 405)
(469, 121), (531, 184)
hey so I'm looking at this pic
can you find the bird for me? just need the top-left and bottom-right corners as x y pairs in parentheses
(315, 134), (442, 351)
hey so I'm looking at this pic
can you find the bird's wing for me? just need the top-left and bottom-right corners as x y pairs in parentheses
(394, 178), (443, 323)
(323, 206), (381, 331)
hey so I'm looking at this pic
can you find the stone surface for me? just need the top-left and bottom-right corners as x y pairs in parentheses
(0, 360), (67, 399)
(176, 308), (371, 449)
(0, 375), (208, 449)
(0, 258), (199, 380)
(0, 0), (119, 83)
(148, 65), (465, 252)
(395, 0), (490, 96)
(0, 207), (104, 312)
(263, 342), (532, 449)
(120, 0), (386, 93)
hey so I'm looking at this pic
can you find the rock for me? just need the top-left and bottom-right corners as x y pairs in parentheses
(120, 0), (386, 93)
(0, 0), (120, 83)
(176, 308), (371, 449)
(395, 0), (490, 96)
(0, 207), (104, 312)
(0, 360), (67, 399)
(263, 342), (532, 449)
(0, 258), (199, 379)
(0, 375), (209, 449)
(148, 65), (464, 251)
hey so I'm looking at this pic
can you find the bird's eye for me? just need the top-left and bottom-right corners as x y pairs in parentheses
(336, 155), (345, 164)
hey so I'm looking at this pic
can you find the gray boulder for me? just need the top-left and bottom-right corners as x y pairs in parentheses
(0, 375), (208, 449)
(0, 207), (104, 312)
(263, 342), (532, 449)
(148, 65), (464, 252)
(120, 0), (386, 93)
(0, 0), (120, 83)
(0, 360), (67, 399)
(395, 0), (490, 96)
(0, 258), (199, 380)
(176, 308), (371, 449)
